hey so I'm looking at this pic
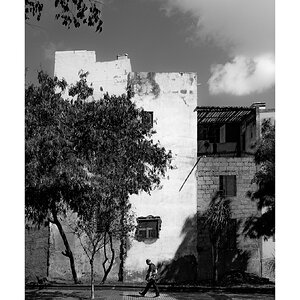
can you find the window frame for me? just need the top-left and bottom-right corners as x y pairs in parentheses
(219, 175), (237, 197)
(142, 111), (154, 128)
(136, 215), (161, 241)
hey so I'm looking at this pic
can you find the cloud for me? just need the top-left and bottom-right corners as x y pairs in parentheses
(208, 54), (275, 96)
(156, 0), (275, 96)
(158, 0), (274, 56)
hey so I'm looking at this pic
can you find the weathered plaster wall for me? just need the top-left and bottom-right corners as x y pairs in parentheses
(48, 51), (129, 282)
(197, 157), (261, 280)
(50, 54), (198, 283)
(54, 50), (132, 99)
(25, 223), (49, 282)
(259, 109), (275, 125)
(125, 72), (198, 282)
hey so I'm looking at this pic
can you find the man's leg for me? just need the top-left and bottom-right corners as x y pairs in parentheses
(153, 280), (160, 296)
(139, 280), (152, 296)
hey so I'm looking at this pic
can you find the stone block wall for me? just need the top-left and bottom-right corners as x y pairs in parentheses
(25, 223), (49, 283)
(196, 156), (261, 280)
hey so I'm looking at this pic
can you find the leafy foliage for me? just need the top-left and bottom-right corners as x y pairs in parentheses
(265, 254), (275, 277)
(26, 70), (172, 283)
(25, 71), (91, 224)
(25, 0), (103, 32)
(202, 192), (232, 283)
(26, 70), (172, 224)
(203, 192), (232, 243)
(244, 119), (275, 239)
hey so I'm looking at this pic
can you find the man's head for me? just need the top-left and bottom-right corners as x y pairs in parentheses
(146, 259), (151, 265)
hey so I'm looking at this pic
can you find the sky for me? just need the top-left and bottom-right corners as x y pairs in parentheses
(25, 0), (275, 108)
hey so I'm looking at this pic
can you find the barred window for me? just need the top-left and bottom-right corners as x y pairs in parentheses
(142, 111), (153, 128)
(219, 175), (237, 197)
(136, 216), (161, 241)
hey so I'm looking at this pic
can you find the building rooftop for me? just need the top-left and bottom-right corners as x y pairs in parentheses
(194, 106), (256, 124)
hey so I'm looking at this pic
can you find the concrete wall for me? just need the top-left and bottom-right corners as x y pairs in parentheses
(25, 223), (49, 283)
(196, 157), (261, 280)
(259, 109), (275, 125)
(54, 50), (132, 99)
(48, 51), (132, 282)
(50, 54), (198, 283)
(125, 72), (198, 282)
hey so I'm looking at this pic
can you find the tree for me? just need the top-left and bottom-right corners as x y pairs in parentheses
(244, 119), (275, 239)
(99, 198), (134, 284)
(25, 0), (103, 32)
(69, 193), (133, 297)
(71, 199), (105, 299)
(25, 71), (90, 283)
(25, 71), (172, 283)
(203, 192), (232, 283)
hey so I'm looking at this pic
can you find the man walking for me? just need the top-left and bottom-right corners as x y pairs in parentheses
(139, 259), (160, 297)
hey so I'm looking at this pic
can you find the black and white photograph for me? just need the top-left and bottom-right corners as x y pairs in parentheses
(6, 0), (296, 299)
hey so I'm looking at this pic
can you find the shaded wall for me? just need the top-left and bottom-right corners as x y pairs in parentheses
(197, 156), (261, 281)
(25, 223), (49, 283)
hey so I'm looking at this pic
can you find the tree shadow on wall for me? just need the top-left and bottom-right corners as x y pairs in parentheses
(156, 213), (252, 284)
(156, 215), (198, 284)
(197, 216), (251, 283)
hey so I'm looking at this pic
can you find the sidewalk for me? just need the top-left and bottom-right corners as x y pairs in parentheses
(26, 282), (275, 295)
(25, 287), (275, 300)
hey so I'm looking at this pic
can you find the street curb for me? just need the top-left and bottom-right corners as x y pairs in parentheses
(25, 283), (275, 295)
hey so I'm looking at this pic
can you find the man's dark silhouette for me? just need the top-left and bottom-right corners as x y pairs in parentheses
(139, 259), (160, 297)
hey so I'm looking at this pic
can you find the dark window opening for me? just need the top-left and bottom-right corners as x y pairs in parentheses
(241, 133), (246, 151)
(225, 124), (240, 143)
(219, 175), (237, 197)
(198, 125), (220, 143)
(136, 216), (161, 241)
(142, 111), (153, 128)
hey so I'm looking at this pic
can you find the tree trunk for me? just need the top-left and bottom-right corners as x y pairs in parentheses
(215, 241), (219, 283)
(118, 234), (126, 282)
(90, 259), (95, 299)
(102, 233), (115, 283)
(118, 210), (126, 282)
(211, 243), (216, 285)
(212, 238), (220, 284)
(52, 210), (79, 284)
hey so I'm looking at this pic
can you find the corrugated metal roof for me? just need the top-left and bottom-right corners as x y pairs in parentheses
(194, 106), (256, 124)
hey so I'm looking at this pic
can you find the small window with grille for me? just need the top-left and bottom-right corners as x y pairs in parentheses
(136, 216), (161, 241)
(219, 175), (237, 197)
(142, 111), (153, 128)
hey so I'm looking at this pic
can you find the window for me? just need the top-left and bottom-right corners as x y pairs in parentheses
(220, 125), (226, 143)
(197, 125), (219, 143)
(136, 216), (161, 240)
(142, 111), (153, 128)
(219, 175), (237, 197)
(226, 124), (240, 143)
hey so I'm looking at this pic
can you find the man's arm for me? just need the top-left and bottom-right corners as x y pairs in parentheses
(145, 266), (151, 281)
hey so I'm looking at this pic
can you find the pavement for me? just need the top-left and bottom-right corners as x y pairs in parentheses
(25, 288), (275, 300)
